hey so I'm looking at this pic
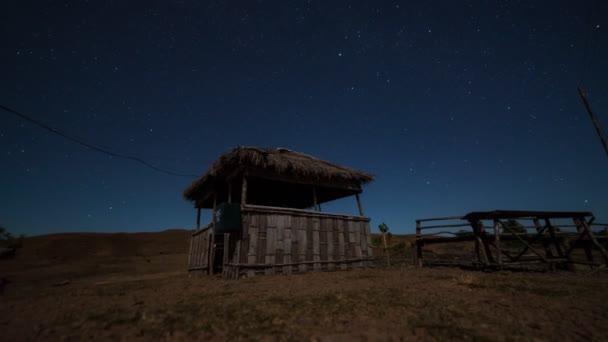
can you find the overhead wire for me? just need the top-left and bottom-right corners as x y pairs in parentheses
(0, 104), (199, 178)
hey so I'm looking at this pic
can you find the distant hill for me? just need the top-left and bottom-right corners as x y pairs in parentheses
(15, 229), (192, 262)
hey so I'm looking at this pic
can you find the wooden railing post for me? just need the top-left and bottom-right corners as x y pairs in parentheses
(415, 220), (423, 267)
(494, 219), (502, 269)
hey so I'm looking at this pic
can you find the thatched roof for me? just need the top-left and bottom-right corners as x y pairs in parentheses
(184, 147), (374, 208)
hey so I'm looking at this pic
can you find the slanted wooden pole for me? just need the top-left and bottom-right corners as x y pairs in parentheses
(355, 193), (364, 216)
(533, 218), (553, 259)
(579, 217), (608, 265)
(209, 194), (217, 275)
(312, 186), (319, 211)
(578, 86), (608, 158)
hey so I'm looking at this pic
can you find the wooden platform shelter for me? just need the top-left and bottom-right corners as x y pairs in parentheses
(415, 210), (608, 270)
(184, 147), (375, 278)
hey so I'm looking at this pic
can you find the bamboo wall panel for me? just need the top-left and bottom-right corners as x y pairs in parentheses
(226, 207), (373, 277)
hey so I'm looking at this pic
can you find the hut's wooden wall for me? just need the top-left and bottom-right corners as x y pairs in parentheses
(223, 205), (372, 278)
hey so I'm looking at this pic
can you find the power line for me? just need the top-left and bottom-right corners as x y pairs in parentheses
(579, 0), (602, 86)
(0, 104), (199, 178)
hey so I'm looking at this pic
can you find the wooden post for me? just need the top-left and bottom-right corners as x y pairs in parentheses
(209, 194), (217, 275)
(494, 219), (502, 269)
(228, 182), (232, 203)
(415, 220), (423, 266)
(580, 217), (608, 265)
(355, 193), (364, 217)
(312, 186), (319, 211)
(196, 207), (201, 230)
(241, 177), (248, 205)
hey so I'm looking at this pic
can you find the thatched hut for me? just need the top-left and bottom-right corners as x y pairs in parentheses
(184, 147), (374, 278)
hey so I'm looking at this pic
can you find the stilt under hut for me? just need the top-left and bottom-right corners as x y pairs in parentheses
(184, 147), (375, 278)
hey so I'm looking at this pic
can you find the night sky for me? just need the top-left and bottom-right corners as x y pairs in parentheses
(1, 1), (607, 236)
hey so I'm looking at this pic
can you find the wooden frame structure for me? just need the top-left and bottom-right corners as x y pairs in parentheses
(415, 210), (608, 270)
(185, 147), (374, 277)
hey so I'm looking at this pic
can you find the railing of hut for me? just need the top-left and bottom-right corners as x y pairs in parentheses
(415, 214), (608, 270)
(188, 205), (374, 278)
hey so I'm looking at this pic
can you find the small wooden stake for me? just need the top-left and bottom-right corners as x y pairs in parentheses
(382, 232), (390, 267)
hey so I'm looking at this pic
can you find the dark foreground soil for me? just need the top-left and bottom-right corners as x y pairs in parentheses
(1, 231), (607, 341)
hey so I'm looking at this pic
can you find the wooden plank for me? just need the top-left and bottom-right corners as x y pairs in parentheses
(241, 204), (371, 222)
(327, 228), (335, 271)
(319, 219), (328, 262)
(313, 219), (320, 270)
(267, 215), (278, 228)
(248, 226), (258, 264)
(361, 221), (369, 258)
(195, 234), (201, 267)
(298, 218), (308, 272)
(283, 227), (292, 274)
(234, 240), (241, 266)
(338, 220), (346, 270)
(354, 222), (363, 267)
(348, 220), (356, 243)
(223, 233), (230, 268)
(266, 227), (276, 275)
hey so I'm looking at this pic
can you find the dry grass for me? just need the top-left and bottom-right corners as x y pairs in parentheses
(1, 231), (607, 341)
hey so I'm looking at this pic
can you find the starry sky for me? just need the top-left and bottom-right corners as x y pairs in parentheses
(1, 1), (607, 236)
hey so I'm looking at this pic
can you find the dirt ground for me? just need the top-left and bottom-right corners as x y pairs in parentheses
(1, 231), (607, 341)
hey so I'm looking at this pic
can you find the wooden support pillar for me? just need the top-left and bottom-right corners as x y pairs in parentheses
(493, 219), (502, 268)
(355, 193), (364, 217)
(312, 186), (319, 211)
(241, 177), (248, 205)
(209, 194), (217, 275)
(196, 207), (201, 230)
